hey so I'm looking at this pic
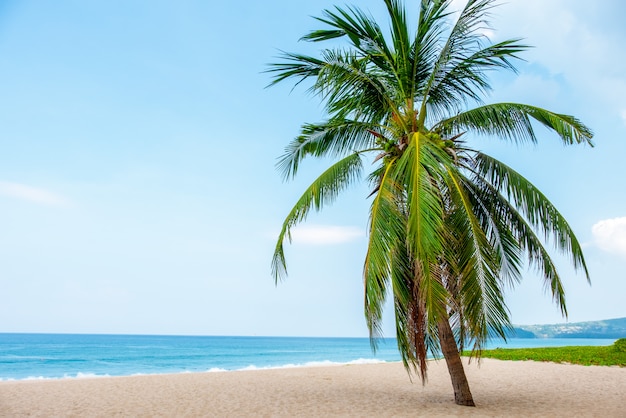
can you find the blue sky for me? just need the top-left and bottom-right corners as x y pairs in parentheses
(0, 0), (624, 337)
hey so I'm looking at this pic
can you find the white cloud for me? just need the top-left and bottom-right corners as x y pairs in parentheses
(591, 217), (626, 257)
(289, 225), (364, 245)
(621, 109), (626, 126)
(493, 0), (626, 112)
(0, 181), (69, 207)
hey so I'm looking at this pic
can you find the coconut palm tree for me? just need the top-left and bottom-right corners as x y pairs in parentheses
(268, 0), (593, 406)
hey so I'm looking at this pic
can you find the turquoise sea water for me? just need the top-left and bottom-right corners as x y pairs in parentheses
(0, 333), (617, 381)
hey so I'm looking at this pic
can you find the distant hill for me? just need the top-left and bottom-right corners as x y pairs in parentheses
(507, 327), (536, 338)
(508, 317), (626, 339)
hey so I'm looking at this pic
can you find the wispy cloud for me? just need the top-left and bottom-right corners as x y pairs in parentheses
(494, 0), (626, 114)
(620, 109), (626, 126)
(289, 225), (364, 245)
(0, 181), (70, 207)
(591, 217), (626, 257)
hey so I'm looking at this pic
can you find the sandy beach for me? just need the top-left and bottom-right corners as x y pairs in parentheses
(1, 359), (624, 417)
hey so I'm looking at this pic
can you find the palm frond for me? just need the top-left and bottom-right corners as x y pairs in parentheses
(384, 0), (414, 98)
(277, 119), (379, 180)
(462, 177), (524, 287)
(435, 103), (594, 146)
(474, 152), (589, 280)
(469, 169), (570, 314)
(442, 166), (511, 349)
(395, 134), (445, 262)
(426, 39), (528, 120)
(364, 160), (405, 343)
(410, 0), (451, 100)
(419, 0), (502, 121)
(272, 153), (363, 282)
(302, 4), (395, 73)
(266, 52), (325, 88)
(314, 50), (396, 121)
(395, 135), (450, 328)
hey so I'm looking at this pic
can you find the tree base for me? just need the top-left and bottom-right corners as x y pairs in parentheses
(455, 397), (476, 407)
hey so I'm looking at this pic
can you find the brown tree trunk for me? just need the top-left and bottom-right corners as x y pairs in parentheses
(437, 319), (475, 406)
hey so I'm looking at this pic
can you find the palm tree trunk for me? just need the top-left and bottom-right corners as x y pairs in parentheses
(437, 318), (475, 406)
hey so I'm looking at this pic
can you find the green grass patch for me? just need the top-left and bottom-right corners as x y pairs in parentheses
(463, 338), (626, 367)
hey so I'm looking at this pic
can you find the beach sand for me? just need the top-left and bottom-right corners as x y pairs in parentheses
(1, 359), (624, 417)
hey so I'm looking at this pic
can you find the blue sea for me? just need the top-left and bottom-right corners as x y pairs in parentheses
(0, 333), (617, 381)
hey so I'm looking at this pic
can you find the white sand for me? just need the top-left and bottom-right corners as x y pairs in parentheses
(1, 359), (624, 417)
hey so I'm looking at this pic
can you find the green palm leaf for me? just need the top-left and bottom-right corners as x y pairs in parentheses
(436, 103), (594, 146)
(272, 152), (363, 282)
(442, 166), (511, 348)
(277, 119), (378, 180)
(466, 175), (569, 313)
(473, 152), (589, 279)
(396, 135), (450, 332)
(364, 160), (405, 341)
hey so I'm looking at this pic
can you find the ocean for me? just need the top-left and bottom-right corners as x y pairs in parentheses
(0, 333), (617, 381)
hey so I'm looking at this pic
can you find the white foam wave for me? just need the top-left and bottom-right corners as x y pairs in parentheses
(13, 372), (112, 381)
(22, 376), (50, 381)
(74, 372), (110, 379)
(346, 358), (387, 365)
(2, 359), (391, 381)
(234, 358), (387, 372)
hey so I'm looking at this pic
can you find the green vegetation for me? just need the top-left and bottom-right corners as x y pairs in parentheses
(465, 339), (626, 367)
(613, 338), (626, 353)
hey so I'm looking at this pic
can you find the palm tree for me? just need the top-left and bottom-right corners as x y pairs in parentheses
(268, 0), (593, 406)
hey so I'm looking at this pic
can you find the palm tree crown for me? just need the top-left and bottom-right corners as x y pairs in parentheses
(268, 0), (593, 404)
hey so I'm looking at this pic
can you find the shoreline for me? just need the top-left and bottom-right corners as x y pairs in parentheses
(1, 359), (624, 417)
(3, 359), (395, 384)
(0, 358), (392, 382)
